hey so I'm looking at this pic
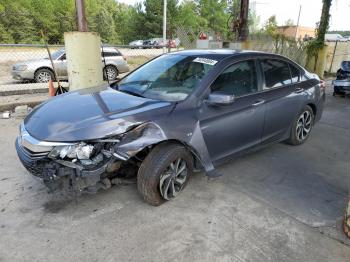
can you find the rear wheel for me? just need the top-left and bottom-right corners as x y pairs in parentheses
(286, 105), (314, 145)
(137, 143), (193, 206)
(34, 68), (54, 83)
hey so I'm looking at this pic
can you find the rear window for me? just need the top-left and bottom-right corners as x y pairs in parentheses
(261, 59), (292, 89)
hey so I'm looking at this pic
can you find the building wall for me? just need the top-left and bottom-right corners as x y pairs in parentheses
(277, 26), (315, 40)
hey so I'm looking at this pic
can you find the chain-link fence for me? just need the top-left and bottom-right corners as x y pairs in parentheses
(0, 43), (184, 93)
(326, 41), (350, 73)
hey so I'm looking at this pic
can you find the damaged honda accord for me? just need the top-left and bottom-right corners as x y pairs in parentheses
(15, 49), (325, 205)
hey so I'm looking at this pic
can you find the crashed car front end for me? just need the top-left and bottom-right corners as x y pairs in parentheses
(15, 120), (182, 193)
(16, 123), (124, 192)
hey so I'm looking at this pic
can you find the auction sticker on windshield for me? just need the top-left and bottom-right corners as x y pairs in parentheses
(193, 57), (218, 66)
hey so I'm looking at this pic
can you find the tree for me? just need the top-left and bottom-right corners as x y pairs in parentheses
(195, 0), (230, 36)
(316, 0), (332, 42)
(284, 19), (294, 26)
(263, 15), (278, 36)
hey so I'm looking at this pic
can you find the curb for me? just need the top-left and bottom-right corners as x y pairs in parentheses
(0, 88), (48, 96)
(0, 99), (45, 112)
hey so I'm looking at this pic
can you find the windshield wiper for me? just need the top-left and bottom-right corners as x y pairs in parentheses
(119, 89), (145, 98)
(119, 80), (153, 86)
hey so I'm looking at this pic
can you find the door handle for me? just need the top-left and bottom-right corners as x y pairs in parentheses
(252, 99), (265, 106)
(294, 87), (304, 93)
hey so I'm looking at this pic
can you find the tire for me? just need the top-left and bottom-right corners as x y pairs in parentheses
(286, 105), (314, 145)
(137, 143), (193, 206)
(103, 65), (118, 81)
(34, 68), (54, 83)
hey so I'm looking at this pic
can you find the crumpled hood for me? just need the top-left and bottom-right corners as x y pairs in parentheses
(24, 87), (172, 142)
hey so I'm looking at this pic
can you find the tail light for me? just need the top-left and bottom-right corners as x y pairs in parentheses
(320, 79), (326, 92)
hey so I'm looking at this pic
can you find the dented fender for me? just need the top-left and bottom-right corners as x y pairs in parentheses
(114, 121), (221, 177)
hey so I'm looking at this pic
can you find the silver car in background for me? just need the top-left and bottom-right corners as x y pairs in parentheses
(12, 47), (130, 83)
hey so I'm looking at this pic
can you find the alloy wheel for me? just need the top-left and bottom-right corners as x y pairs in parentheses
(159, 158), (188, 200)
(296, 110), (312, 142)
(37, 71), (52, 83)
(105, 67), (117, 80)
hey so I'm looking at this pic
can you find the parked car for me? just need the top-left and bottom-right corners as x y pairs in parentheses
(325, 33), (348, 42)
(11, 47), (129, 83)
(333, 61), (350, 96)
(15, 50), (325, 206)
(129, 40), (143, 49)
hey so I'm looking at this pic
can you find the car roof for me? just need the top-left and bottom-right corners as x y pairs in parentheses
(169, 49), (297, 63)
(57, 47), (119, 53)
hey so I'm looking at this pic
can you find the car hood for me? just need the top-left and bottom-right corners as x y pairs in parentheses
(14, 58), (49, 66)
(24, 86), (172, 142)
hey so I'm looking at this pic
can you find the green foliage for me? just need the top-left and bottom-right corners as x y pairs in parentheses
(306, 0), (332, 71)
(0, 0), (262, 44)
(263, 15), (278, 37)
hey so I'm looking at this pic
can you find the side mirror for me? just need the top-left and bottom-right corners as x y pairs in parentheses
(206, 92), (235, 106)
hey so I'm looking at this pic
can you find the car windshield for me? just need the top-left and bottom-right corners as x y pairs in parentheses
(117, 54), (216, 101)
(50, 49), (65, 60)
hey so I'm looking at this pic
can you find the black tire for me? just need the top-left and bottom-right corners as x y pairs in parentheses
(286, 105), (314, 146)
(137, 143), (193, 206)
(34, 68), (54, 83)
(103, 65), (118, 81)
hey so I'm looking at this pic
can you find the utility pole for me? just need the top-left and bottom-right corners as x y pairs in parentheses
(75, 0), (88, 32)
(163, 0), (167, 54)
(295, 5), (301, 40)
(64, 0), (104, 91)
(238, 0), (249, 41)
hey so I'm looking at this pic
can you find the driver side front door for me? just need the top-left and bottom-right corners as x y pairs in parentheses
(198, 59), (266, 163)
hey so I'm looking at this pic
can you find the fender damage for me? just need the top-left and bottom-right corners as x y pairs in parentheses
(16, 119), (218, 194)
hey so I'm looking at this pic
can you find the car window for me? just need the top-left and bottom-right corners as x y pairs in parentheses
(102, 51), (120, 57)
(211, 60), (258, 97)
(60, 54), (66, 60)
(289, 64), (300, 83)
(261, 59), (292, 89)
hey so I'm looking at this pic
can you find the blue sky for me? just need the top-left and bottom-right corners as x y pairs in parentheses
(117, 0), (350, 31)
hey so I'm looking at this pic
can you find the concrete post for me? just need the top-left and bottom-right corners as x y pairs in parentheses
(64, 32), (103, 91)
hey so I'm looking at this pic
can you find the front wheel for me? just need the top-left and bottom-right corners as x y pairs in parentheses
(286, 105), (314, 145)
(34, 68), (54, 83)
(137, 143), (193, 206)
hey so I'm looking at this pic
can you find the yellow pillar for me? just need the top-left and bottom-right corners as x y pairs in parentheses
(64, 32), (103, 91)
(306, 46), (328, 78)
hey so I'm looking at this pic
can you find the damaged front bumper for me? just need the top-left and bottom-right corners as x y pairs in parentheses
(15, 124), (127, 193)
(15, 137), (118, 193)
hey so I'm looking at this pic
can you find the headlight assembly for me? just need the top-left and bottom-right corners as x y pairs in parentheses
(49, 143), (94, 160)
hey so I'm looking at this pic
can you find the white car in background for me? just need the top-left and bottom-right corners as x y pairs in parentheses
(12, 47), (130, 83)
(325, 34), (348, 42)
(129, 40), (143, 49)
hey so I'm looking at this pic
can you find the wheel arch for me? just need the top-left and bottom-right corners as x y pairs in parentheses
(134, 139), (202, 171)
(34, 66), (54, 76)
(307, 103), (317, 117)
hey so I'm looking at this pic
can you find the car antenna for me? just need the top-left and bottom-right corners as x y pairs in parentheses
(101, 43), (110, 85)
(40, 30), (67, 95)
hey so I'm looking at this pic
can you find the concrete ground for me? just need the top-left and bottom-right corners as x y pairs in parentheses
(0, 87), (350, 262)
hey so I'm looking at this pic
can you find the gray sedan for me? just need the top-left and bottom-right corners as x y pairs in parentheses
(12, 47), (130, 83)
(16, 50), (325, 205)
